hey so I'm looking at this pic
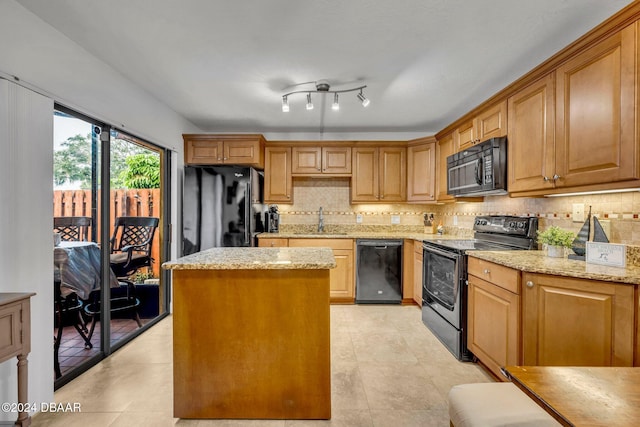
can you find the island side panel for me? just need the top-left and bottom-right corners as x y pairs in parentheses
(172, 268), (331, 419)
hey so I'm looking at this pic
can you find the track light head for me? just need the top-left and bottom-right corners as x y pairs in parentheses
(306, 93), (314, 110)
(282, 96), (289, 112)
(332, 93), (339, 111)
(357, 90), (370, 107)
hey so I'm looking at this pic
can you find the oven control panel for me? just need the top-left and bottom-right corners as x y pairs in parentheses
(473, 215), (537, 237)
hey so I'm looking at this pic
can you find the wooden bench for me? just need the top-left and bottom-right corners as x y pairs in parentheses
(448, 383), (561, 427)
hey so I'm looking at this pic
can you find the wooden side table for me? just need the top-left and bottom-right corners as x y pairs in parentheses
(0, 293), (35, 427)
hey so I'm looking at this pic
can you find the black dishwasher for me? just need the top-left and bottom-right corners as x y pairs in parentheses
(356, 239), (403, 304)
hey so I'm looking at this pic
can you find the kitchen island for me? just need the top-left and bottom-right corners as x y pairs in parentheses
(163, 247), (336, 420)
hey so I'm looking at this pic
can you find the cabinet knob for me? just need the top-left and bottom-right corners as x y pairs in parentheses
(543, 176), (549, 182)
(526, 280), (534, 288)
(223, 157), (228, 160)
(286, 195), (290, 199)
(553, 174), (560, 181)
(483, 269), (490, 274)
(380, 195), (384, 199)
(270, 242), (275, 247)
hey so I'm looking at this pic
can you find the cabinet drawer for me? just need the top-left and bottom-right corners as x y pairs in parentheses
(288, 238), (353, 250)
(258, 238), (288, 247)
(468, 257), (520, 294)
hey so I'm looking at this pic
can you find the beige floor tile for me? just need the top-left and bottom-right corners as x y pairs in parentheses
(38, 305), (494, 426)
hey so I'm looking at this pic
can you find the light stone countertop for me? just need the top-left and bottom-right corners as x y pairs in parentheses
(468, 250), (640, 285)
(162, 247), (336, 270)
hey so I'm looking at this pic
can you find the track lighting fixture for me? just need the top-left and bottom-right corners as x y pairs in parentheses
(281, 80), (370, 112)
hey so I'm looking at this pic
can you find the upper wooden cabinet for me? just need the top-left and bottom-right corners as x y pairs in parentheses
(507, 73), (556, 193)
(522, 272), (634, 367)
(554, 23), (638, 188)
(264, 146), (292, 203)
(351, 146), (406, 203)
(291, 146), (352, 176)
(454, 101), (507, 152)
(407, 139), (436, 202)
(183, 134), (265, 168)
(436, 133), (456, 202)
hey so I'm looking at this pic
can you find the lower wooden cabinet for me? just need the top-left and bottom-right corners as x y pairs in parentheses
(467, 258), (521, 379)
(522, 272), (634, 367)
(287, 238), (354, 303)
(413, 241), (423, 306)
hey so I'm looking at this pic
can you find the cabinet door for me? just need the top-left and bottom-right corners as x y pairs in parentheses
(436, 133), (455, 202)
(454, 120), (475, 152)
(224, 139), (263, 167)
(522, 273), (634, 367)
(468, 276), (520, 379)
(379, 147), (406, 202)
(291, 146), (322, 174)
(508, 74), (556, 193)
(351, 148), (379, 202)
(407, 142), (436, 202)
(330, 249), (354, 300)
(476, 101), (507, 141)
(322, 147), (352, 174)
(185, 139), (223, 164)
(264, 147), (292, 203)
(555, 23), (638, 187)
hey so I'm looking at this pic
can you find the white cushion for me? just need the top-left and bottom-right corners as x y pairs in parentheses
(448, 382), (561, 427)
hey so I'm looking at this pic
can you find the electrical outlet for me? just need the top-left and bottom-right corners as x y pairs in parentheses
(572, 203), (585, 222)
(391, 215), (400, 225)
(453, 215), (458, 226)
(356, 214), (363, 224)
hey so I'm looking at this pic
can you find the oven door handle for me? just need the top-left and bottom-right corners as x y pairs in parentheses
(424, 288), (455, 311)
(422, 243), (462, 261)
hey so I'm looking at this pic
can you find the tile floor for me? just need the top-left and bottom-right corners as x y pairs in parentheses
(37, 305), (494, 427)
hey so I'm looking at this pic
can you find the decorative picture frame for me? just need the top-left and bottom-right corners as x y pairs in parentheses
(585, 242), (626, 268)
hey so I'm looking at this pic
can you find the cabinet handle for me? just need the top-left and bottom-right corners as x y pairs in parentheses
(286, 195), (290, 199)
(380, 194), (384, 199)
(543, 176), (549, 182)
(526, 280), (534, 288)
(270, 242), (275, 247)
(553, 174), (560, 181)
(483, 269), (490, 274)
(223, 157), (228, 160)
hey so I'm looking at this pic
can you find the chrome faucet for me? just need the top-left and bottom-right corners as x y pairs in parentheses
(318, 207), (324, 232)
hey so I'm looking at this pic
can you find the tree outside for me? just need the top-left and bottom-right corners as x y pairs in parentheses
(53, 133), (159, 189)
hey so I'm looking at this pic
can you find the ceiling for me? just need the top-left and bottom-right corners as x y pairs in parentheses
(17, 0), (633, 136)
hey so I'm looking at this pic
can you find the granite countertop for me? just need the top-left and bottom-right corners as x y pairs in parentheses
(162, 247), (337, 270)
(258, 231), (464, 241)
(468, 250), (640, 285)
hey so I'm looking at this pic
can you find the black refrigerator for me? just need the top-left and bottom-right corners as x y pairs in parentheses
(182, 166), (265, 255)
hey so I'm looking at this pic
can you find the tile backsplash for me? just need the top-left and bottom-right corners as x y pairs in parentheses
(276, 178), (640, 245)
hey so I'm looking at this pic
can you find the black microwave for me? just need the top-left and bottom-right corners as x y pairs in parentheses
(446, 137), (507, 197)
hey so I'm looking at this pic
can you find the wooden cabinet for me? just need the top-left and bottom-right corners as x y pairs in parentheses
(522, 272), (634, 367)
(407, 139), (436, 202)
(507, 73), (556, 193)
(436, 133), (455, 202)
(264, 146), (292, 203)
(288, 239), (354, 302)
(291, 146), (351, 175)
(351, 146), (406, 203)
(454, 101), (507, 152)
(413, 240), (423, 306)
(554, 23), (638, 189)
(258, 237), (288, 247)
(467, 258), (521, 379)
(184, 134), (265, 168)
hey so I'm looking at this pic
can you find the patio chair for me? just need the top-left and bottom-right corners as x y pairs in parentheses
(84, 216), (159, 337)
(54, 216), (92, 242)
(53, 216), (93, 379)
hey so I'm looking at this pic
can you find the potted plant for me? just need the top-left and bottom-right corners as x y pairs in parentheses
(537, 226), (576, 257)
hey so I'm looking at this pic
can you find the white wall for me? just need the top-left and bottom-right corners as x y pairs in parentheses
(0, 0), (200, 419)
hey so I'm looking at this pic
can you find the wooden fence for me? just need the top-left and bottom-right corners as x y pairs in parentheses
(53, 189), (161, 278)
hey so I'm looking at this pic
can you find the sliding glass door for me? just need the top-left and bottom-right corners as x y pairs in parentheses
(53, 106), (170, 388)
